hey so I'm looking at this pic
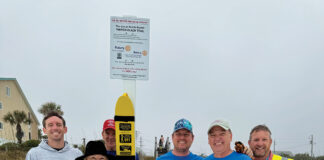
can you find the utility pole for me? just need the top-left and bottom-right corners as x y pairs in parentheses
(82, 138), (86, 147)
(310, 135), (314, 157)
(273, 139), (276, 153)
(140, 136), (144, 160)
(82, 138), (86, 153)
(154, 137), (157, 160)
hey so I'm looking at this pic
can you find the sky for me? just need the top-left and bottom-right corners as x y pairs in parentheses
(1, 0), (324, 157)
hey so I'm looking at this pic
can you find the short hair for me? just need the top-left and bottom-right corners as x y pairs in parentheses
(42, 112), (66, 128)
(249, 124), (271, 140)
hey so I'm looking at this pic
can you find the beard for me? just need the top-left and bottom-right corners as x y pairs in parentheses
(174, 147), (189, 153)
(174, 144), (190, 153)
(253, 149), (267, 158)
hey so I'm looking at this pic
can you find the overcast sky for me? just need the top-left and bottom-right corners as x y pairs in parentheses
(1, 0), (324, 157)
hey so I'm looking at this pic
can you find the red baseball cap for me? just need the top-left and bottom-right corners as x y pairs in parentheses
(103, 119), (115, 131)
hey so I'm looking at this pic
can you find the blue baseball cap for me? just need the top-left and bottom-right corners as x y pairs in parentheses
(173, 118), (193, 133)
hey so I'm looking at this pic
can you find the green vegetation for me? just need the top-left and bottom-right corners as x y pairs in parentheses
(38, 102), (64, 116)
(291, 153), (324, 160)
(0, 150), (26, 160)
(0, 140), (40, 151)
(20, 140), (41, 151)
(0, 140), (40, 160)
(2, 110), (32, 144)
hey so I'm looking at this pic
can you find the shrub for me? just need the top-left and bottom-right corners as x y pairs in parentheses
(0, 150), (26, 160)
(0, 142), (20, 151)
(20, 140), (40, 151)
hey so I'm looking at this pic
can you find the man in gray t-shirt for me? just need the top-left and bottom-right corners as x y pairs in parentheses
(26, 112), (82, 160)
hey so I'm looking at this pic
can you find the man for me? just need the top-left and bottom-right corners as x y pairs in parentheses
(102, 119), (116, 156)
(101, 119), (138, 160)
(26, 112), (82, 160)
(157, 118), (203, 160)
(76, 141), (113, 160)
(248, 125), (293, 160)
(205, 119), (251, 160)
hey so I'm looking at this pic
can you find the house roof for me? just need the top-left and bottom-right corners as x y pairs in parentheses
(0, 77), (40, 125)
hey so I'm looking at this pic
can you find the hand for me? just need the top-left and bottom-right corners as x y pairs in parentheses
(243, 146), (254, 160)
(234, 141), (254, 160)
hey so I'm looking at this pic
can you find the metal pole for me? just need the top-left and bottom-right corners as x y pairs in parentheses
(310, 135), (314, 157)
(140, 136), (143, 160)
(154, 137), (157, 160)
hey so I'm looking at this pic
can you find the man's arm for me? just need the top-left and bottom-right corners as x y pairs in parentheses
(243, 147), (254, 159)
(235, 141), (254, 160)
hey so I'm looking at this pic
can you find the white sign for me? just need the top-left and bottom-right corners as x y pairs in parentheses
(110, 16), (150, 80)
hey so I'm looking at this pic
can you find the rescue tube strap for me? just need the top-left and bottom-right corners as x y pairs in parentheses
(115, 116), (135, 121)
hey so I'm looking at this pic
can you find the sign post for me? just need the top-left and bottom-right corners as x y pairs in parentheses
(110, 16), (150, 159)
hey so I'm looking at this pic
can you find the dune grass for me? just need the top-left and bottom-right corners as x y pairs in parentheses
(0, 150), (26, 160)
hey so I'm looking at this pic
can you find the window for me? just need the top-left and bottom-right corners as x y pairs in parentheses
(0, 102), (2, 109)
(28, 112), (31, 125)
(0, 122), (2, 129)
(6, 87), (10, 96)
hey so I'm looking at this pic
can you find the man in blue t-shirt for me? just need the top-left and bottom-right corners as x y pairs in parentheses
(205, 119), (251, 160)
(157, 118), (203, 160)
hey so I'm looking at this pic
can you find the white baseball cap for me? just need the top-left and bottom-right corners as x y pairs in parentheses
(207, 119), (230, 134)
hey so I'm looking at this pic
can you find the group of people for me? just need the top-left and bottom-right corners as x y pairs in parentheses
(157, 118), (293, 160)
(25, 111), (292, 160)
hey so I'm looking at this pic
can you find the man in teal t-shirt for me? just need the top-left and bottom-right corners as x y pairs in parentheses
(157, 118), (203, 160)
